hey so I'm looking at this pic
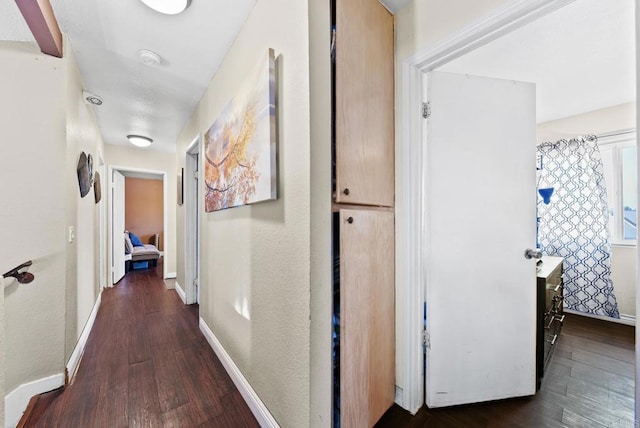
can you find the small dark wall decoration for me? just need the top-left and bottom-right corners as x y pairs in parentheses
(177, 167), (184, 205)
(94, 171), (102, 203)
(77, 152), (91, 197)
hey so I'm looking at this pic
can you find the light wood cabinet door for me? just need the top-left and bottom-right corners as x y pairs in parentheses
(335, 0), (394, 207)
(340, 209), (395, 427)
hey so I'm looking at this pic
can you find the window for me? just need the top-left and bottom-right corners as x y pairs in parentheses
(599, 131), (637, 245)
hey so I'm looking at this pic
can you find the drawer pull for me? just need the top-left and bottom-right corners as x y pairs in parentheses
(553, 284), (562, 293)
(545, 316), (556, 330)
(555, 315), (565, 323)
(547, 334), (558, 345)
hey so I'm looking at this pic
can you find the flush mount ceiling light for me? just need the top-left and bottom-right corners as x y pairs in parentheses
(127, 135), (153, 148)
(139, 0), (191, 15)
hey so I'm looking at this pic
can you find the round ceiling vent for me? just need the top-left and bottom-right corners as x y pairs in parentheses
(83, 90), (103, 106)
(138, 49), (162, 66)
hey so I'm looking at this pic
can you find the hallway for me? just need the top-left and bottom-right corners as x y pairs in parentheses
(21, 264), (258, 427)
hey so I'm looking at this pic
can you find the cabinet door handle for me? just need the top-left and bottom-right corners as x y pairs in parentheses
(346, 217), (354, 224)
(343, 188), (350, 195)
(553, 284), (562, 293)
(555, 315), (565, 323)
(547, 334), (558, 345)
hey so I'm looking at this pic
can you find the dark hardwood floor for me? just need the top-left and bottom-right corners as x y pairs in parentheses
(377, 314), (635, 428)
(22, 260), (258, 427)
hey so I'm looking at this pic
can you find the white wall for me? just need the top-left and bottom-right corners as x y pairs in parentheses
(538, 102), (637, 317)
(0, 39), (107, 427)
(103, 144), (177, 277)
(65, 42), (105, 361)
(1, 42), (67, 396)
(175, 0), (319, 425)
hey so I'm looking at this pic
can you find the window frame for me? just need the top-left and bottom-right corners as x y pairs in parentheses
(598, 129), (637, 247)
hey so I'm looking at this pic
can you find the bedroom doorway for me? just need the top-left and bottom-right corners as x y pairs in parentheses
(184, 136), (201, 305)
(108, 166), (168, 285)
(399, 0), (637, 415)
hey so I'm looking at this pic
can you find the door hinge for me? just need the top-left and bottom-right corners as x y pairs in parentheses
(193, 278), (199, 287)
(422, 101), (431, 119)
(423, 329), (430, 349)
(193, 170), (199, 179)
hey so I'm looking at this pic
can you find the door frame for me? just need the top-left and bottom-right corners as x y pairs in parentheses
(398, 0), (603, 413)
(184, 136), (201, 305)
(98, 155), (107, 289)
(107, 165), (168, 285)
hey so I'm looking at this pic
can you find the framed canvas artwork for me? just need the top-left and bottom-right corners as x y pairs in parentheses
(203, 49), (277, 212)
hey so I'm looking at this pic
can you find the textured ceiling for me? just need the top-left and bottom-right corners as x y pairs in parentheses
(3, 0), (632, 150)
(438, 0), (635, 123)
(47, 0), (256, 153)
(0, 1), (34, 41)
(379, 0), (412, 13)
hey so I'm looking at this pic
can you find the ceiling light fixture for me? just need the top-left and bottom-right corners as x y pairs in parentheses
(127, 135), (153, 148)
(139, 0), (191, 15)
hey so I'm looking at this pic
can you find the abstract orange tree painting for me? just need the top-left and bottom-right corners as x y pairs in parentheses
(204, 49), (277, 212)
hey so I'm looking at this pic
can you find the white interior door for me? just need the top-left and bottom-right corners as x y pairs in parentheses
(424, 71), (537, 407)
(112, 170), (126, 284)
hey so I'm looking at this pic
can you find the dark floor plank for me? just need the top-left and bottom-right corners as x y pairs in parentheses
(17, 388), (63, 428)
(128, 318), (151, 364)
(128, 360), (163, 428)
(153, 351), (189, 413)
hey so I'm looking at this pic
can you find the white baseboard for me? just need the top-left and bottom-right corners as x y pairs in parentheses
(619, 313), (636, 325)
(394, 385), (404, 407)
(199, 318), (279, 428)
(564, 308), (636, 326)
(66, 290), (102, 383)
(165, 272), (177, 279)
(5, 373), (65, 428)
(174, 281), (186, 304)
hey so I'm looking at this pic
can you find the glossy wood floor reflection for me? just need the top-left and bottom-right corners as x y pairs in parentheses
(23, 261), (258, 427)
(376, 314), (635, 428)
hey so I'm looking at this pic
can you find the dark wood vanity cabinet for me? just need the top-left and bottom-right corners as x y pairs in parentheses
(536, 256), (564, 389)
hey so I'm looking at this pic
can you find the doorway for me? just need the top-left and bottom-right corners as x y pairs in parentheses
(399, 0), (638, 414)
(109, 166), (168, 285)
(184, 136), (201, 305)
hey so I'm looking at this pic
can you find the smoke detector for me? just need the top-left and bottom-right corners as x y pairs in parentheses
(83, 91), (103, 106)
(138, 49), (162, 66)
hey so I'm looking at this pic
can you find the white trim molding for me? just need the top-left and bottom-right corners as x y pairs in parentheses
(5, 373), (65, 428)
(174, 281), (186, 304)
(399, 0), (578, 414)
(184, 136), (201, 305)
(199, 318), (279, 428)
(564, 308), (636, 327)
(66, 290), (102, 383)
(165, 272), (177, 279)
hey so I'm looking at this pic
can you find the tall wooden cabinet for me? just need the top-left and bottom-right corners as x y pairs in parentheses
(335, 0), (394, 207)
(332, 0), (395, 426)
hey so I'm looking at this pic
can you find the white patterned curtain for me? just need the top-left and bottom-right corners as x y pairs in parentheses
(537, 136), (619, 318)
